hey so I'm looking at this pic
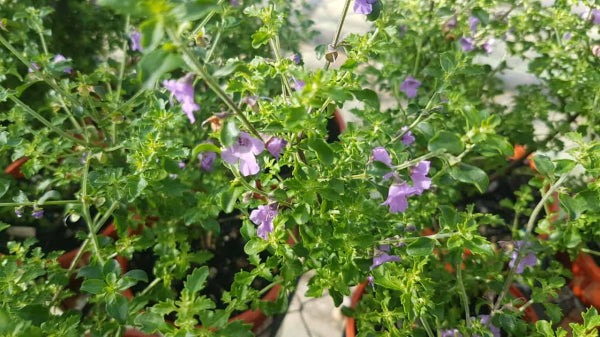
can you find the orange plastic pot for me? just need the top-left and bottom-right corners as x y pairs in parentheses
(570, 253), (600, 310)
(5, 156), (29, 178)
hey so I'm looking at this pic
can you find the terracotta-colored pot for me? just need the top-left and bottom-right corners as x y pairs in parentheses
(5, 156), (29, 178)
(570, 253), (600, 310)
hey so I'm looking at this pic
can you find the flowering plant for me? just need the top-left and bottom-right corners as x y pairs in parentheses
(1, 0), (600, 336)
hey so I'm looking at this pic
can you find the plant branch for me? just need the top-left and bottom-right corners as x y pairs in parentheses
(81, 154), (104, 264)
(456, 264), (472, 331)
(116, 15), (130, 101)
(325, 0), (352, 70)
(0, 200), (80, 207)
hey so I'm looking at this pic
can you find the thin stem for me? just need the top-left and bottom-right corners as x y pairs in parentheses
(191, 0), (225, 36)
(582, 247), (600, 257)
(116, 15), (131, 101)
(420, 317), (435, 337)
(205, 30), (221, 63)
(379, 232), (457, 245)
(36, 26), (49, 55)
(286, 228), (298, 244)
(391, 112), (434, 143)
(269, 38), (293, 98)
(94, 201), (120, 231)
(456, 264), (472, 331)
(325, 0), (352, 70)
(81, 154), (104, 264)
(489, 174), (569, 322)
(392, 150), (445, 170)
(141, 277), (162, 296)
(0, 200), (80, 207)
(0, 87), (86, 146)
(257, 278), (283, 297)
(170, 29), (263, 141)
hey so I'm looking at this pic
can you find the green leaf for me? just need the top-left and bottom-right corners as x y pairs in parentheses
(0, 88), (17, 102)
(0, 178), (10, 198)
(103, 259), (123, 276)
(139, 50), (184, 89)
(139, 18), (165, 52)
(535, 320), (555, 337)
(366, 0), (382, 21)
(559, 194), (584, 220)
(251, 29), (271, 49)
(134, 312), (168, 333)
(0, 222), (9, 233)
(106, 293), (129, 324)
(352, 89), (380, 110)
(307, 138), (335, 165)
(532, 154), (554, 177)
(292, 204), (310, 224)
(213, 60), (246, 78)
(80, 279), (106, 294)
(463, 238), (493, 256)
(126, 176), (147, 202)
(284, 106), (308, 129)
(77, 265), (103, 280)
(199, 309), (229, 328)
(171, 1), (215, 22)
(96, 0), (137, 14)
(192, 142), (221, 160)
(450, 163), (489, 193)
(185, 266), (209, 294)
(406, 237), (435, 256)
(244, 238), (269, 255)
(220, 120), (240, 147)
(428, 131), (463, 155)
(440, 52), (456, 73)
(215, 320), (253, 337)
(123, 270), (148, 282)
(220, 186), (244, 213)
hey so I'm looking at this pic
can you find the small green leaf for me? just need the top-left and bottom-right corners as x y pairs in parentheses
(533, 154), (554, 177)
(103, 259), (122, 277)
(106, 293), (129, 324)
(123, 270), (148, 282)
(185, 266), (209, 294)
(140, 18), (165, 52)
(406, 237), (435, 256)
(134, 312), (168, 334)
(220, 120), (240, 147)
(192, 143), (221, 160)
(307, 138), (335, 165)
(244, 238), (269, 255)
(450, 163), (489, 193)
(220, 186), (244, 213)
(292, 204), (310, 224)
(77, 265), (103, 280)
(200, 309), (229, 328)
(428, 131), (463, 155)
(139, 50), (184, 89)
(80, 279), (106, 294)
(0, 222), (9, 233)
(251, 29), (271, 49)
(0, 178), (10, 198)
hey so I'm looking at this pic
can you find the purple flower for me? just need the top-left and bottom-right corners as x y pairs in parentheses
(163, 76), (199, 124)
(400, 126), (415, 146)
(509, 240), (537, 274)
(249, 203), (278, 240)
(410, 161), (431, 195)
(381, 183), (415, 213)
(475, 315), (500, 337)
(367, 275), (375, 290)
(372, 147), (393, 167)
(370, 252), (400, 270)
(593, 45), (600, 58)
(28, 62), (39, 73)
(354, 0), (377, 15)
(293, 79), (305, 91)
(221, 132), (265, 176)
(53, 54), (72, 74)
(32, 209), (44, 219)
(267, 137), (287, 160)
(460, 37), (475, 52)
(400, 76), (422, 98)
(14, 208), (23, 218)
(198, 150), (217, 171)
(469, 15), (480, 34)
(444, 16), (458, 30)
(178, 162), (186, 170)
(482, 38), (495, 54)
(440, 330), (462, 337)
(564, 32), (572, 40)
(292, 54), (301, 65)
(130, 31), (143, 52)
(591, 9), (600, 24)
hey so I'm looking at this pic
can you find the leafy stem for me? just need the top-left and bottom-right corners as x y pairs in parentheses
(488, 173), (569, 323)
(325, 0), (352, 70)
(0, 200), (80, 207)
(456, 264), (472, 332)
(116, 15), (131, 101)
(81, 153), (104, 264)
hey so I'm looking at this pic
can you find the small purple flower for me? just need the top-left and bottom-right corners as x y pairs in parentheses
(410, 161), (431, 195)
(509, 240), (537, 274)
(564, 32), (572, 40)
(444, 16), (458, 30)
(163, 76), (199, 124)
(267, 137), (287, 160)
(230, 0), (241, 6)
(53, 54), (72, 74)
(293, 79), (305, 91)
(130, 31), (143, 52)
(370, 252), (400, 270)
(372, 147), (393, 167)
(591, 9), (600, 24)
(399, 76), (422, 98)
(460, 37), (475, 52)
(381, 183), (415, 213)
(440, 329), (462, 337)
(354, 0), (377, 15)
(367, 275), (375, 290)
(198, 151), (217, 171)
(28, 62), (39, 73)
(14, 208), (23, 218)
(178, 162), (186, 170)
(475, 315), (500, 337)
(249, 203), (278, 240)
(169, 173), (178, 179)
(32, 209), (44, 219)
(469, 15), (480, 34)
(482, 38), (495, 54)
(221, 132), (265, 176)
(400, 126), (415, 146)
(292, 54), (301, 65)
